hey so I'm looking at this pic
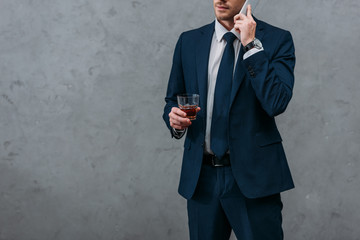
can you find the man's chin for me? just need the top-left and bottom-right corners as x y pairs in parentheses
(216, 11), (236, 21)
(216, 15), (233, 21)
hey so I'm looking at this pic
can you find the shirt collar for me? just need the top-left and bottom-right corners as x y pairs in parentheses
(214, 19), (241, 42)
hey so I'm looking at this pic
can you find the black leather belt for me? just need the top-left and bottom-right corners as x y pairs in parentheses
(203, 154), (231, 167)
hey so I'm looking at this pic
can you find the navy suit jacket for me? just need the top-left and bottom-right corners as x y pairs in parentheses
(163, 18), (295, 199)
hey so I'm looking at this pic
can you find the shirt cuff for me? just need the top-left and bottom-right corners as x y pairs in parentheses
(243, 47), (264, 60)
(172, 128), (186, 139)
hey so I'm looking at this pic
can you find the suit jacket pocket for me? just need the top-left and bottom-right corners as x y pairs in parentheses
(255, 129), (282, 147)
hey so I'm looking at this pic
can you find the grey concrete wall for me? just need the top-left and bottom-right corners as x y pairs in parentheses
(0, 0), (359, 239)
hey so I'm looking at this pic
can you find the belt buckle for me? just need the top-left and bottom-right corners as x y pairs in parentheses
(212, 155), (223, 167)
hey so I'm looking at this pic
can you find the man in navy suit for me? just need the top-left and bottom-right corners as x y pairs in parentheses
(163, 0), (295, 239)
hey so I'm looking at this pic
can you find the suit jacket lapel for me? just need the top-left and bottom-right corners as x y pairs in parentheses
(253, 16), (265, 41)
(196, 22), (215, 117)
(230, 47), (246, 109)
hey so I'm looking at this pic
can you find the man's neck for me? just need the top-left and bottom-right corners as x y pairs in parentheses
(217, 19), (234, 31)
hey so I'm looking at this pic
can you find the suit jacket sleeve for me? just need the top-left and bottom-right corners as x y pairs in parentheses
(244, 30), (296, 117)
(163, 33), (186, 138)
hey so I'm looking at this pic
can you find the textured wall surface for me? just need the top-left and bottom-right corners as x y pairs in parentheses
(0, 0), (359, 239)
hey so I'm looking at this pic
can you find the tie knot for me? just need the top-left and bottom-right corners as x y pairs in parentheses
(223, 32), (237, 45)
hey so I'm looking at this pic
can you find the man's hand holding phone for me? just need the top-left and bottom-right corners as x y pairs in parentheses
(234, 4), (257, 47)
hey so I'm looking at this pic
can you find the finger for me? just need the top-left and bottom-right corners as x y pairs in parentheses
(234, 21), (243, 31)
(171, 122), (188, 130)
(171, 107), (187, 117)
(169, 112), (191, 126)
(171, 115), (192, 126)
(196, 107), (201, 113)
(234, 22), (243, 28)
(177, 109), (188, 118)
(180, 117), (192, 126)
(236, 13), (246, 21)
(247, 4), (252, 17)
(170, 117), (181, 126)
(171, 124), (187, 130)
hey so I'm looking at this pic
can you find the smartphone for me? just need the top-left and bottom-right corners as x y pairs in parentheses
(240, 0), (259, 15)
